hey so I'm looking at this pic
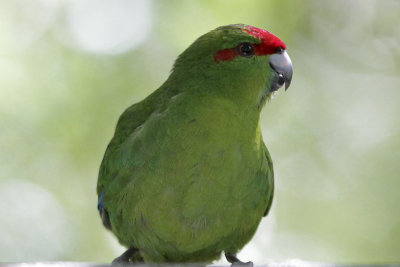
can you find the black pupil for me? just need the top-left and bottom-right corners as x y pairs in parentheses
(278, 74), (285, 85)
(240, 43), (254, 56)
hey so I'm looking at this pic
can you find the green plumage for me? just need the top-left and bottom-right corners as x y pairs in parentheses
(97, 24), (288, 263)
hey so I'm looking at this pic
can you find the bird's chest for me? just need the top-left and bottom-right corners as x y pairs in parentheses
(154, 108), (267, 203)
(158, 108), (263, 178)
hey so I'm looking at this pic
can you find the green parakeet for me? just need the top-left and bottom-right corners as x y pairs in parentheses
(97, 24), (293, 264)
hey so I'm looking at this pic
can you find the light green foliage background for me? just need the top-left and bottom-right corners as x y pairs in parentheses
(1, 0), (399, 264)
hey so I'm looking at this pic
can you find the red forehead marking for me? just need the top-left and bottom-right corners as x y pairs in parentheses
(214, 26), (287, 63)
(244, 26), (286, 55)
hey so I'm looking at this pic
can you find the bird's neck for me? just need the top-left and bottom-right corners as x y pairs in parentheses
(179, 92), (262, 142)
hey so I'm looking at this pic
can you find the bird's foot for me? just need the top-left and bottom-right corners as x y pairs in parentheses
(225, 252), (253, 267)
(112, 247), (143, 265)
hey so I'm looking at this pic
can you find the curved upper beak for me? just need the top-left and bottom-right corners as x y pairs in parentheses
(269, 50), (293, 90)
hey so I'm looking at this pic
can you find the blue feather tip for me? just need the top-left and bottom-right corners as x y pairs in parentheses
(98, 191), (105, 212)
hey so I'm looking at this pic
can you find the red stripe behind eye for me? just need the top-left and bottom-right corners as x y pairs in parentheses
(213, 48), (238, 62)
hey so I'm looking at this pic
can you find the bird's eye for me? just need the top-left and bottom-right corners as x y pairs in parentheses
(276, 47), (284, 54)
(238, 43), (254, 57)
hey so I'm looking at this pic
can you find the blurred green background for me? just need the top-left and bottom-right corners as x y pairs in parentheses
(1, 0), (399, 264)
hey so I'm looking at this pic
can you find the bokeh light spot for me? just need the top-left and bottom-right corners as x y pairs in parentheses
(66, 0), (152, 54)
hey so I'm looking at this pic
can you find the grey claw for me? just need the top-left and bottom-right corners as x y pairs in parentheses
(225, 252), (253, 267)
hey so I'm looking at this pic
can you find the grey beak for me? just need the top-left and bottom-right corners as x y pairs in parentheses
(269, 50), (293, 90)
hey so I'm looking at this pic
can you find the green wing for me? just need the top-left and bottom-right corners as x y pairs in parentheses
(97, 86), (169, 196)
(98, 101), (151, 195)
(263, 142), (274, 217)
(96, 87), (170, 231)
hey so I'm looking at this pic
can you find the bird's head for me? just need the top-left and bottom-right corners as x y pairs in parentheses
(170, 24), (293, 108)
